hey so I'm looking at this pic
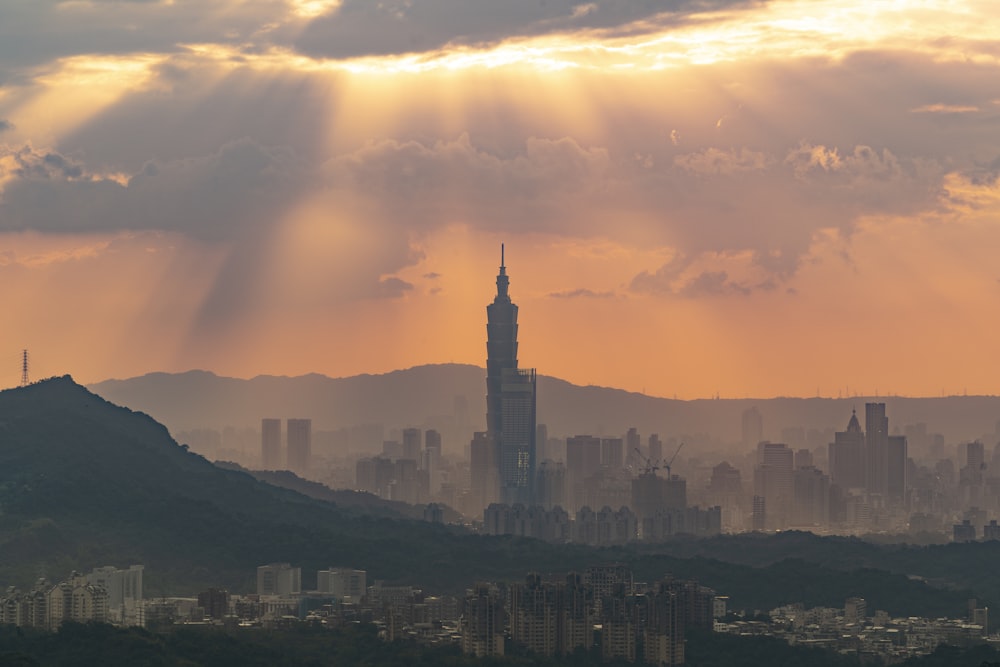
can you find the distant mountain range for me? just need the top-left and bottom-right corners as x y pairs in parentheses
(90, 364), (1000, 447)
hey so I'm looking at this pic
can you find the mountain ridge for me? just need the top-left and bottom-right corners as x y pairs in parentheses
(89, 364), (1000, 446)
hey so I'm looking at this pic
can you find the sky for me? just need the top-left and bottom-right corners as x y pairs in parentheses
(1, 0), (1000, 398)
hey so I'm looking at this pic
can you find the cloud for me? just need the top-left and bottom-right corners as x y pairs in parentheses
(548, 288), (616, 299)
(324, 133), (611, 233)
(373, 276), (414, 299)
(674, 147), (770, 175)
(910, 104), (980, 114)
(0, 138), (305, 240)
(294, 0), (763, 59)
(0, 120), (12, 133)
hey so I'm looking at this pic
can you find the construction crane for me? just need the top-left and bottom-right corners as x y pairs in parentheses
(663, 442), (684, 478)
(634, 447), (659, 476)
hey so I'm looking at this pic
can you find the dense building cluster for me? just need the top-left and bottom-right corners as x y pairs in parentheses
(460, 565), (713, 666)
(0, 566), (144, 629)
(720, 597), (994, 662)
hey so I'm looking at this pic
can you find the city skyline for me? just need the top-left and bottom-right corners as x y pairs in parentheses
(2, 2), (1000, 398)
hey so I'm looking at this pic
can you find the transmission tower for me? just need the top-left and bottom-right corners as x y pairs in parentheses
(20, 349), (29, 387)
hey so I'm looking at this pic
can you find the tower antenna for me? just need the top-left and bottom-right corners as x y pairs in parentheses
(20, 349), (29, 387)
(501, 243), (505, 269)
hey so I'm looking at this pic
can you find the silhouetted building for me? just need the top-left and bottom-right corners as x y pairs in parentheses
(461, 583), (505, 657)
(792, 466), (829, 527)
(509, 573), (594, 657)
(470, 431), (496, 509)
(755, 442), (793, 529)
(286, 418), (311, 475)
(261, 418), (282, 470)
(485, 246), (536, 506)
(954, 519), (976, 542)
(601, 438), (625, 470)
(535, 460), (567, 510)
(402, 427), (422, 461)
(742, 407), (763, 450)
(648, 433), (663, 463)
(829, 410), (865, 489)
(866, 403), (889, 496)
(567, 435), (602, 510)
(197, 588), (229, 620)
(644, 581), (684, 666)
(887, 434), (908, 506)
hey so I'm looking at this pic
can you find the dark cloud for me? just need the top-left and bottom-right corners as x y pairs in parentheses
(295, 0), (764, 59)
(373, 276), (415, 299)
(0, 138), (305, 240)
(0, 119), (12, 133)
(324, 133), (611, 234)
(423, 272), (441, 279)
(0, 0), (293, 71)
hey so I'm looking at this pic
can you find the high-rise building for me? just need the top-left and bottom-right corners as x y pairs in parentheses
(402, 427), (422, 461)
(461, 583), (506, 657)
(648, 434), (663, 463)
(469, 431), (496, 509)
(256, 563), (301, 597)
(485, 246), (536, 506)
(286, 418), (312, 475)
(261, 418), (282, 470)
(742, 407), (763, 450)
(865, 403), (888, 496)
(754, 442), (793, 530)
(829, 410), (865, 490)
(887, 434), (907, 505)
(317, 568), (367, 601)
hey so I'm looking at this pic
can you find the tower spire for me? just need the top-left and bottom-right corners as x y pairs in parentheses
(495, 243), (509, 301)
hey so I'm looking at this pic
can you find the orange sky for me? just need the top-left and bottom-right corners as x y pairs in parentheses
(1, 0), (1000, 398)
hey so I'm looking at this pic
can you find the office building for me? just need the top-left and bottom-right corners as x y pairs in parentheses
(402, 427), (422, 462)
(742, 407), (764, 450)
(317, 568), (367, 601)
(865, 403), (889, 496)
(887, 434), (907, 505)
(829, 410), (865, 490)
(261, 418), (282, 470)
(257, 563), (301, 596)
(485, 246), (536, 506)
(754, 442), (793, 529)
(286, 418), (311, 475)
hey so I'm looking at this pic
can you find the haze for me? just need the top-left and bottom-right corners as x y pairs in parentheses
(2, 0), (999, 398)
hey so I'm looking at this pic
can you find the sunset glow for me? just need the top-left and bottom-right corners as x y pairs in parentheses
(1, 0), (1000, 398)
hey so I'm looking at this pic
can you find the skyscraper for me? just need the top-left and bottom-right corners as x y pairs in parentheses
(261, 418), (282, 470)
(742, 407), (763, 450)
(865, 403), (888, 496)
(829, 409), (865, 489)
(286, 418), (312, 475)
(486, 245), (537, 505)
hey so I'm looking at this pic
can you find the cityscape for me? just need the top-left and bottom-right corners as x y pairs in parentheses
(4, 1), (1000, 666)
(0, 249), (996, 666)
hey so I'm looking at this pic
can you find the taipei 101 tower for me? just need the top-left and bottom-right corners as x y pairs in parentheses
(485, 245), (537, 505)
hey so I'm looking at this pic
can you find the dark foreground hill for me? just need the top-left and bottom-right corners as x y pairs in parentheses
(0, 377), (983, 619)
